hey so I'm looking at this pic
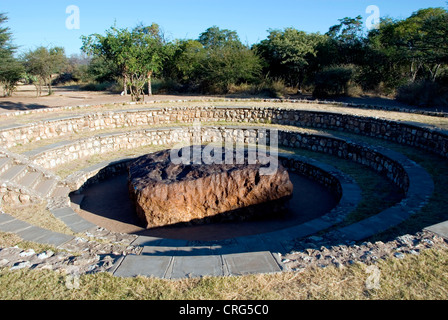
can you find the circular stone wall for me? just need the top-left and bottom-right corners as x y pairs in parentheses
(70, 151), (352, 241)
(0, 99), (442, 280)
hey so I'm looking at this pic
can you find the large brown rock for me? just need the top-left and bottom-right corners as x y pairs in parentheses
(128, 146), (293, 228)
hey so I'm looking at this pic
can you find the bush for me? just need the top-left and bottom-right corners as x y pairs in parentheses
(312, 65), (356, 98)
(396, 80), (448, 107)
(151, 78), (184, 94)
(226, 79), (289, 98)
(80, 81), (121, 93)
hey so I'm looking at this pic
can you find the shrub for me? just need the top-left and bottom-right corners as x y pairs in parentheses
(312, 65), (356, 98)
(226, 79), (289, 98)
(80, 81), (121, 93)
(151, 78), (184, 94)
(396, 80), (448, 108)
(256, 79), (289, 98)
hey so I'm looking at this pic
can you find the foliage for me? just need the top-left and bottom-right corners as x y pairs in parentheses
(0, 13), (23, 97)
(2, 7), (445, 106)
(256, 28), (327, 90)
(162, 39), (206, 89)
(396, 80), (448, 107)
(198, 26), (240, 49)
(0, 58), (24, 96)
(369, 8), (448, 84)
(163, 26), (262, 94)
(321, 16), (366, 67)
(312, 65), (357, 98)
(82, 24), (165, 101)
(21, 46), (67, 96)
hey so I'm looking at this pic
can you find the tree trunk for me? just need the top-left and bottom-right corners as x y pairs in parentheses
(123, 74), (128, 96)
(431, 64), (441, 82)
(147, 71), (153, 96)
(34, 81), (41, 97)
(47, 77), (53, 95)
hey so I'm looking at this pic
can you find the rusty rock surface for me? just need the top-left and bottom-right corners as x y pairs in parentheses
(128, 146), (294, 228)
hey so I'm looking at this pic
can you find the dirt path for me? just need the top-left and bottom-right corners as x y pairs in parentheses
(0, 85), (222, 113)
(3, 85), (445, 114)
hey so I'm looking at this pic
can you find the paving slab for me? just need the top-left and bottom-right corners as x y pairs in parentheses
(65, 219), (96, 233)
(131, 235), (163, 247)
(141, 245), (179, 256)
(0, 165), (27, 181)
(58, 212), (86, 226)
(207, 241), (247, 256)
(0, 219), (31, 233)
(0, 213), (15, 225)
(425, 221), (448, 240)
(50, 207), (96, 233)
(234, 235), (264, 253)
(113, 255), (172, 278)
(169, 255), (223, 279)
(23, 141), (72, 158)
(36, 232), (75, 247)
(337, 222), (377, 241)
(16, 226), (54, 242)
(222, 251), (282, 276)
(50, 207), (76, 218)
(35, 179), (57, 197)
(0, 157), (11, 171)
(18, 171), (42, 189)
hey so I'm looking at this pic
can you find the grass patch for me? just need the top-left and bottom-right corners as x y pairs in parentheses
(0, 231), (59, 254)
(278, 146), (404, 226)
(2, 202), (74, 236)
(0, 248), (447, 300)
(328, 130), (448, 241)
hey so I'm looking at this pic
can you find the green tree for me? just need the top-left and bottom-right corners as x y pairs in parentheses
(257, 28), (327, 91)
(199, 26), (240, 49)
(0, 58), (24, 96)
(22, 46), (67, 96)
(197, 26), (262, 93)
(0, 13), (24, 97)
(323, 16), (366, 66)
(162, 39), (206, 87)
(370, 8), (448, 83)
(82, 23), (164, 101)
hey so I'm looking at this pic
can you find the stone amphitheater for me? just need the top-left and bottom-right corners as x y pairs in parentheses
(0, 98), (448, 279)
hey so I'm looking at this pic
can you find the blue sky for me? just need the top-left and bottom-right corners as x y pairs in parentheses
(1, 0), (447, 56)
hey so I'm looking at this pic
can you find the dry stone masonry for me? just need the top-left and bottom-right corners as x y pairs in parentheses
(0, 99), (446, 278)
(1, 105), (448, 159)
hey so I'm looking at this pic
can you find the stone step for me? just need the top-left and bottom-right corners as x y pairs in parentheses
(51, 185), (70, 198)
(17, 171), (42, 189)
(34, 178), (57, 197)
(0, 157), (12, 173)
(0, 165), (27, 182)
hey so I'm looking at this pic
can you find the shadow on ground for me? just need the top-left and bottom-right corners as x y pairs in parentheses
(0, 101), (50, 111)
